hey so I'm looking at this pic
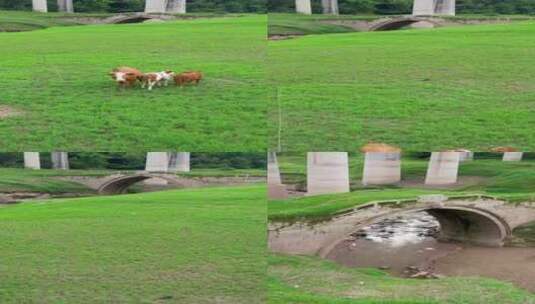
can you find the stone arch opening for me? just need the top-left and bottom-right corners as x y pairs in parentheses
(371, 19), (437, 31)
(98, 174), (178, 195)
(113, 16), (155, 24)
(320, 206), (511, 257)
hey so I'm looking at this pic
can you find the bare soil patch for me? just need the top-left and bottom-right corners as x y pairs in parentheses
(0, 105), (20, 119)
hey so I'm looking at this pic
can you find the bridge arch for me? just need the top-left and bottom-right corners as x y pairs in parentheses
(369, 18), (439, 31)
(97, 174), (179, 195)
(319, 205), (511, 257)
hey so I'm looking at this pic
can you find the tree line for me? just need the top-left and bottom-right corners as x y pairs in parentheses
(0, 0), (266, 13)
(268, 0), (535, 15)
(0, 153), (266, 170)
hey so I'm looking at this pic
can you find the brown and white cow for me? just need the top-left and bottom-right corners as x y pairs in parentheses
(141, 71), (175, 91)
(174, 71), (203, 86)
(109, 67), (143, 88)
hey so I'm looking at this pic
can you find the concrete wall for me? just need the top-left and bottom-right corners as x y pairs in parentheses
(321, 0), (339, 15)
(51, 152), (69, 170)
(362, 152), (401, 186)
(413, 0), (435, 16)
(458, 151), (474, 162)
(307, 152), (350, 196)
(57, 0), (74, 13)
(32, 0), (48, 12)
(145, 0), (168, 13)
(425, 152), (460, 185)
(145, 152), (169, 172)
(295, 0), (312, 15)
(435, 0), (456, 16)
(168, 152), (190, 172)
(413, 0), (456, 16)
(24, 152), (41, 170)
(503, 152), (523, 162)
(167, 0), (186, 13)
(268, 152), (287, 200)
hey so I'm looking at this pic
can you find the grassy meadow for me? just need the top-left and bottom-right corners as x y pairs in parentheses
(0, 13), (266, 151)
(268, 20), (535, 151)
(0, 185), (266, 303)
(268, 254), (535, 304)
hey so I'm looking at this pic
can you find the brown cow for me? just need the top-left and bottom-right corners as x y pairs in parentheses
(109, 66), (144, 88)
(174, 71), (203, 86)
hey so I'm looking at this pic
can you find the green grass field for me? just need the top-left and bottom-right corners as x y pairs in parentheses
(0, 185), (266, 303)
(268, 254), (535, 304)
(0, 13), (266, 151)
(0, 168), (111, 193)
(268, 20), (535, 151)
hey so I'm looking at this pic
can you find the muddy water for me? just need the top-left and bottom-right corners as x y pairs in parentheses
(326, 212), (535, 292)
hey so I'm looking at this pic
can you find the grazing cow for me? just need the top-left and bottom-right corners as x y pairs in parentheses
(109, 67), (143, 88)
(142, 71), (175, 91)
(174, 71), (203, 86)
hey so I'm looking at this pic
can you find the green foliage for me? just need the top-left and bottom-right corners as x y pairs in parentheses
(267, 0), (535, 15)
(0, 152), (266, 170)
(0, 0), (265, 13)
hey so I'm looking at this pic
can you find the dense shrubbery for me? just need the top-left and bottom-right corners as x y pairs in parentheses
(268, 0), (535, 15)
(0, 153), (266, 170)
(0, 0), (266, 13)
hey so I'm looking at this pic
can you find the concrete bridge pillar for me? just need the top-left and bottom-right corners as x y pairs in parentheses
(268, 152), (288, 199)
(145, 0), (168, 13)
(51, 152), (69, 170)
(57, 0), (74, 13)
(425, 152), (460, 185)
(295, 0), (312, 15)
(168, 152), (190, 172)
(167, 0), (186, 14)
(362, 152), (401, 186)
(24, 152), (41, 170)
(457, 150), (474, 162)
(307, 152), (350, 196)
(436, 0), (455, 16)
(321, 0), (339, 15)
(503, 152), (523, 162)
(32, 0), (48, 12)
(413, 0), (435, 16)
(145, 152), (169, 172)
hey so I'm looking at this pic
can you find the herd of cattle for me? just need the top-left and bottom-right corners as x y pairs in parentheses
(109, 66), (203, 90)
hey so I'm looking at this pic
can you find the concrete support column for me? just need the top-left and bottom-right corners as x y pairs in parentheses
(168, 152), (190, 172)
(436, 0), (456, 16)
(458, 151), (474, 162)
(57, 0), (74, 13)
(413, 0), (435, 16)
(425, 152), (460, 185)
(51, 152), (69, 170)
(362, 152), (401, 186)
(268, 152), (288, 199)
(167, 0), (186, 14)
(145, 152), (169, 172)
(307, 152), (350, 196)
(321, 0), (339, 15)
(24, 152), (41, 170)
(503, 152), (523, 162)
(32, 0), (48, 12)
(295, 0), (312, 15)
(145, 0), (168, 13)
